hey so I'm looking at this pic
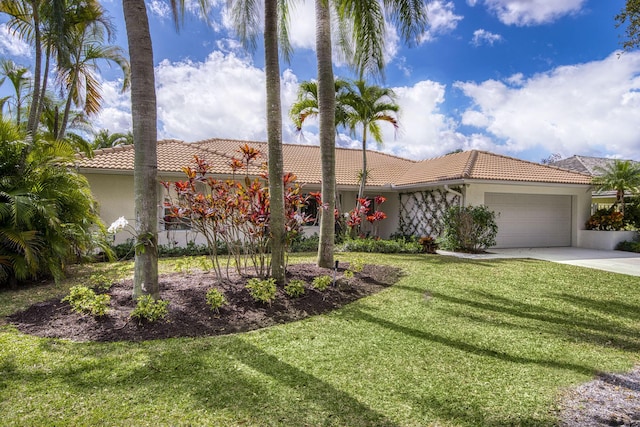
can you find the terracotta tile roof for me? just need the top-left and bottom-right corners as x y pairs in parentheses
(76, 138), (414, 187)
(76, 140), (592, 186)
(395, 150), (592, 186)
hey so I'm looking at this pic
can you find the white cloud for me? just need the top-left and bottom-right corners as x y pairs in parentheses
(469, 0), (586, 26)
(0, 24), (31, 57)
(421, 1), (463, 43)
(455, 51), (640, 159)
(155, 52), (268, 141)
(471, 29), (503, 47)
(147, 0), (171, 20)
(93, 78), (132, 133)
(377, 80), (468, 160)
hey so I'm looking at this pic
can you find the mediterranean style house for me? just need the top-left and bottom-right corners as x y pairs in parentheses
(75, 138), (594, 249)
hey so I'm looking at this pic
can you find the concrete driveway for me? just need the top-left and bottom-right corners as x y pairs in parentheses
(439, 247), (640, 277)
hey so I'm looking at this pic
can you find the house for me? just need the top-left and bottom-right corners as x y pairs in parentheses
(550, 155), (640, 210)
(75, 138), (594, 249)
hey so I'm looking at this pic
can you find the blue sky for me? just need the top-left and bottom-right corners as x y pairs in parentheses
(1, 0), (639, 162)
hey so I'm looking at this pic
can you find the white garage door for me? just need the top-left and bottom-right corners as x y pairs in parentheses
(485, 193), (572, 248)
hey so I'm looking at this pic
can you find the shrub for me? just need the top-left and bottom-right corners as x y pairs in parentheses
(205, 288), (227, 312)
(284, 279), (306, 298)
(439, 205), (498, 252)
(289, 234), (320, 253)
(130, 295), (169, 323)
(245, 278), (277, 304)
(585, 208), (624, 231)
(338, 237), (422, 254)
(312, 275), (332, 291)
(62, 285), (110, 317)
(89, 273), (113, 291)
(623, 198), (640, 229)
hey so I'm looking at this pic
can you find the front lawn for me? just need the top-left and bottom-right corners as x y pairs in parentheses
(1, 254), (639, 426)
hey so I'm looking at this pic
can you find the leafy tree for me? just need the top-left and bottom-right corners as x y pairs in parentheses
(616, 0), (640, 51)
(593, 160), (640, 216)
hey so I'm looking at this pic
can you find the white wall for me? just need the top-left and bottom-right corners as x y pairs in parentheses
(465, 182), (592, 247)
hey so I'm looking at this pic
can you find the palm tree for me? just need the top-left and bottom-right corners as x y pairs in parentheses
(0, 59), (29, 128)
(289, 78), (351, 132)
(227, 0), (292, 283)
(122, 0), (159, 299)
(343, 80), (399, 202)
(593, 160), (640, 216)
(55, 0), (130, 140)
(92, 129), (133, 149)
(122, 0), (209, 299)
(315, 0), (336, 268)
(313, 0), (427, 267)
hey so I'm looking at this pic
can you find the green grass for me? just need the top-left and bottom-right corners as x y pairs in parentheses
(1, 253), (639, 426)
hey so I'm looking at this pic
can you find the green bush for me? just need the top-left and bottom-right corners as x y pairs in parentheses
(130, 295), (170, 323)
(289, 234), (319, 253)
(439, 205), (498, 252)
(616, 238), (640, 253)
(205, 288), (227, 312)
(111, 240), (219, 261)
(312, 275), (332, 291)
(284, 279), (306, 298)
(62, 285), (110, 317)
(245, 278), (277, 304)
(338, 237), (422, 254)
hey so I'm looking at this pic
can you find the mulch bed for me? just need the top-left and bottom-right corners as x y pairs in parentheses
(8, 263), (401, 342)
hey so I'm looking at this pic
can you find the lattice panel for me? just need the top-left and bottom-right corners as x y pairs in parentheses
(399, 188), (461, 237)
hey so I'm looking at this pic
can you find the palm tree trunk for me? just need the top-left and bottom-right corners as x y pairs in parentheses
(123, 0), (159, 299)
(26, 0), (41, 136)
(264, 1), (286, 283)
(357, 127), (368, 202)
(316, 0), (336, 268)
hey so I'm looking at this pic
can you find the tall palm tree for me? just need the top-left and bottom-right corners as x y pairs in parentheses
(315, 0), (336, 268)
(0, 0), (45, 135)
(122, 0), (209, 299)
(227, 0), (292, 283)
(56, 1), (130, 140)
(594, 160), (640, 216)
(313, 0), (427, 267)
(122, 0), (159, 299)
(343, 80), (399, 202)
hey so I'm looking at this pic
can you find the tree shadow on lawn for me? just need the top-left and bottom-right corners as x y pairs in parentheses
(431, 290), (640, 352)
(340, 308), (596, 376)
(4, 336), (397, 427)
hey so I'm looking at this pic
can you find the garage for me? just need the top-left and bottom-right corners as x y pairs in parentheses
(485, 193), (572, 248)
